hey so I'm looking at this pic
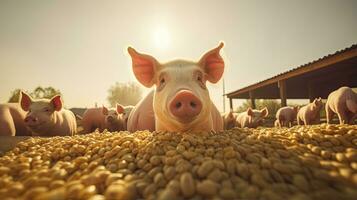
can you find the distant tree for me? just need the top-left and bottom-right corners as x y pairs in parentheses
(8, 87), (62, 103)
(8, 89), (23, 103)
(107, 82), (142, 107)
(235, 99), (281, 117)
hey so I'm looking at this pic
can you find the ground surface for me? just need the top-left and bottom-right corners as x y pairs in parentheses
(0, 124), (356, 200)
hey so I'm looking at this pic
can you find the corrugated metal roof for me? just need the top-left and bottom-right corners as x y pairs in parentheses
(226, 44), (357, 96)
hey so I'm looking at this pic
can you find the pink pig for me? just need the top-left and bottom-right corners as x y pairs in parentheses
(81, 104), (125, 133)
(20, 91), (77, 136)
(236, 107), (269, 128)
(222, 110), (238, 130)
(296, 98), (323, 125)
(325, 86), (357, 124)
(275, 106), (299, 127)
(0, 103), (32, 136)
(127, 43), (225, 132)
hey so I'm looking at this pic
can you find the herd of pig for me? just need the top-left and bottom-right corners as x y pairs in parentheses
(0, 43), (356, 137)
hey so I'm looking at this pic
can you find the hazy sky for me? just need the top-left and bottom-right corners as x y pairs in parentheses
(0, 0), (356, 111)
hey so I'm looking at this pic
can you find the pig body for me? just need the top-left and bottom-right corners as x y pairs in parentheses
(20, 92), (77, 136)
(123, 105), (135, 130)
(81, 108), (106, 133)
(0, 103), (31, 136)
(127, 43), (225, 132)
(236, 107), (269, 128)
(222, 111), (238, 130)
(82, 105), (125, 133)
(275, 106), (299, 127)
(297, 98), (323, 125)
(325, 86), (357, 124)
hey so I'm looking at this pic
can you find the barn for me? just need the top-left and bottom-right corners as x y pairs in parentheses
(225, 44), (357, 109)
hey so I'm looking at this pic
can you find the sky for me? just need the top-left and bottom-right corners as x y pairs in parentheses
(0, 0), (356, 112)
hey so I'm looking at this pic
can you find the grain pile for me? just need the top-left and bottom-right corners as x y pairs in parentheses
(0, 124), (356, 200)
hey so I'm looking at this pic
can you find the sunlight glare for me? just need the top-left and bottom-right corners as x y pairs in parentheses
(153, 26), (170, 50)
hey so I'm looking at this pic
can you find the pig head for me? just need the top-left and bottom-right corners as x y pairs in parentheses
(102, 104), (125, 132)
(236, 107), (269, 128)
(20, 91), (77, 136)
(222, 110), (238, 130)
(127, 43), (224, 132)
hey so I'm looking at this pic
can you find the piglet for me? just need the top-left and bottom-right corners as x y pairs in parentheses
(222, 110), (238, 130)
(297, 98), (322, 125)
(275, 106), (299, 127)
(127, 43), (224, 132)
(325, 86), (357, 124)
(20, 91), (77, 136)
(236, 107), (269, 128)
(0, 103), (32, 136)
(102, 104), (126, 132)
(81, 104), (125, 133)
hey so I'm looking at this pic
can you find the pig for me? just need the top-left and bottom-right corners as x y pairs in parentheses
(123, 105), (134, 130)
(81, 104), (125, 133)
(0, 103), (32, 136)
(325, 86), (357, 124)
(296, 98), (323, 125)
(236, 107), (269, 128)
(20, 91), (77, 136)
(222, 110), (238, 130)
(275, 106), (299, 127)
(127, 42), (225, 132)
(102, 104), (126, 132)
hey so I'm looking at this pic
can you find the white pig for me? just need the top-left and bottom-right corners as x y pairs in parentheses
(81, 104), (125, 133)
(236, 107), (269, 128)
(222, 110), (238, 130)
(297, 98), (323, 125)
(325, 86), (357, 124)
(275, 106), (299, 127)
(127, 43), (225, 132)
(0, 103), (32, 136)
(123, 105), (134, 130)
(20, 91), (77, 136)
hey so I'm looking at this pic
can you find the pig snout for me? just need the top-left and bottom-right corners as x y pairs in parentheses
(106, 116), (115, 123)
(169, 90), (202, 122)
(24, 116), (39, 126)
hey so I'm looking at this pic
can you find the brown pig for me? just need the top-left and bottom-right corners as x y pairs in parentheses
(297, 98), (323, 125)
(81, 104), (125, 133)
(0, 103), (32, 136)
(20, 91), (77, 136)
(222, 110), (238, 130)
(236, 107), (269, 128)
(325, 86), (357, 124)
(127, 43), (225, 132)
(275, 106), (299, 127)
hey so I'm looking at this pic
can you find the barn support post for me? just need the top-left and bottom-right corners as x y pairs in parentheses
(229, 98), (233, 110)
(278, 80), (287, 107)
(308, 82), (314, 103)
(249, 91), (256, 109)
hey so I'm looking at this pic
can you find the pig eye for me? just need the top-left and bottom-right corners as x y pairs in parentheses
(44, 108), (50, 112)
(160, 77), (166, 85)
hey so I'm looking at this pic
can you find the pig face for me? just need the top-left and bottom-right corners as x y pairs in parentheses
(128, 43), (224, 131)
(247, 107), (269, 127)
(20, 91), (62, 134)
(102, 104), (124, 127)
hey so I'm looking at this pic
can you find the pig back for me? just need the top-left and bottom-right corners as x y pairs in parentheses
(55, 109), (77, 136)
(81, 108), (106, 133)
(0, 103), (31, 136)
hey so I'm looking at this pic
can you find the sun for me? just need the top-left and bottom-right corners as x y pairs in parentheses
(153, 27), (170, 50)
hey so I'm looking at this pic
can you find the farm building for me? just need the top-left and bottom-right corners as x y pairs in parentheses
(225, 44), (357, 109)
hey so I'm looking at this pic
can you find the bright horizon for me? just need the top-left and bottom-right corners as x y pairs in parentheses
(0, 0), (357, 111)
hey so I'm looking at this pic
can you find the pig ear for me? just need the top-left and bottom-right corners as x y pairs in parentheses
(50, 95), (62, 111)
(128, 47), (158, 87)
(116, 104), (124, 114)
(247, 108), (254, 116)
(198, 42), (225, 83)
(20, 91), (32, 111)
(261, 107), (269, 117)
(102, 106), (108, 115)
